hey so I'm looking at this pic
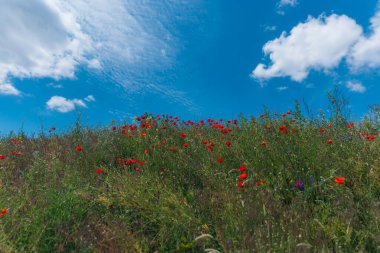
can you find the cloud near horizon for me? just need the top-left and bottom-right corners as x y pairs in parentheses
(46, 95), (95, 113)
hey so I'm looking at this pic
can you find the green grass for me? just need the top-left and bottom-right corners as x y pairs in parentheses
(0, 103), (379, 252)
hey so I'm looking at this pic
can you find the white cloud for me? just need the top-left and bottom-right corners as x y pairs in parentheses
(47, 83), (63, 89)
(1, 0), (199, 110)
(0, 0), (96, 90)
(84, 95), (96, 102)
(264, 25), (277, 32)
(346, 81), (366, 93)
(46, 96), (87, 113)
(348, 4), (380, 70)
(276, 86), (289, 91)
(278, 0), (298, 7)
(0, 83), (21, 96)
(252, 14), (362, 82)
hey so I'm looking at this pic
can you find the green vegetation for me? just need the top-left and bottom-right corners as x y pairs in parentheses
(0, 97), (379, 252)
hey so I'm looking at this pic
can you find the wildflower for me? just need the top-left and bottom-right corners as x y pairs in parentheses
(112, 126), (116, 131)
(239, 173), (247, 180)
(0, 155), (6, 160)
(180, 133), (187, 138)
(320, 128), (325, 133)
(141, 132), (147, 137)
(144, 149), (149, 155)
(347, 122), (354, 128)
(327, 139), (333, 144)
(75, 146), (83, 151)
(0, 208), (8, 217)
(255, 182), (261, 187)
(335, 177), (345, 185)
(310, 176), (315, 185)
(96, 169), (104, 174)
(237, 182), (245, 188)
(183, 143), (189, 148)
(328, 123), (332, 128)
(366, 135), (376, 141)
(261, 140), (267, 147)
(226, 140), (231, 147)
(11, 151), (23, 155)
(170, 146), (176, 151)
(138, 162), (145, 166)
(217, 158), (224, 163)
(239, 165), (247, 172)
(295, 180), (304, 191)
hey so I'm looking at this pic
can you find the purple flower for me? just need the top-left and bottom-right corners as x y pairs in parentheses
(295, 180), (304, 191)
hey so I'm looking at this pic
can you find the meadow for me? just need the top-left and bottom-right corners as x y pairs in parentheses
(0, 97), (379, 252)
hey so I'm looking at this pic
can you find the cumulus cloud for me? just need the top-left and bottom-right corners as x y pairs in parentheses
(252, 14), (363, 82)
(0, 83), (21, 96)
(46, 96), (87, 113)
(0, 0), (97, 91)
(346, 81), (366, 93)
(46, 94), (96, 113)
(348, 4), (380, 70)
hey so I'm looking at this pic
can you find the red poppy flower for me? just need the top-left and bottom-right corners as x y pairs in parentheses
(366, 135), (376, 141)
(335, 177), (345, 185)
(237, 182), (245, 188)
(11, 151), (23, 155)
(328, 123), (332, 128)
(96, 169), (104, 174)
(75, 146), (83, 151)
(0, 208), (8, 217)
(226, 140), (231, 147)
(255, 182), (261, 187)
(217, 158), (224, 163)
(239, 173), (247, 180)
(327, 139), (333, 144)
(320, 128), (325, 133)
(141, 132), (147, 137)
(183, 143), (189, 148)
(0, 155), (6, 160)
(239, 165), (246, 172)
(112, 126), (116, 131)
(170, 146), (176, 151)
(180, 133), (187, 138)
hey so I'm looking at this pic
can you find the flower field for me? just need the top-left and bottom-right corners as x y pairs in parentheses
(0, 103), (379, 252)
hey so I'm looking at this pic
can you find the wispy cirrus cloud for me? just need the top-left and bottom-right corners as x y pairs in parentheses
(1, 0), (200, 109)
(0, 0), (97, 94)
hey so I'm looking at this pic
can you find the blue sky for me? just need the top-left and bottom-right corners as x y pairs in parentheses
(1, 0), (380, 134)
